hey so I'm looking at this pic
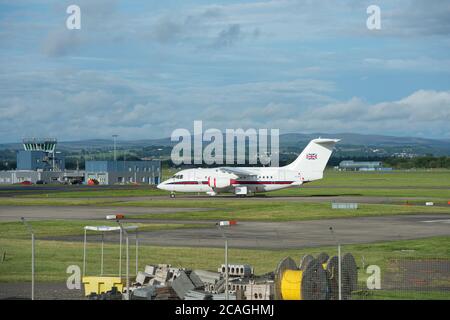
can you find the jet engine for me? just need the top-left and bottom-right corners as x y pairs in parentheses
(208, 176), (231, 189)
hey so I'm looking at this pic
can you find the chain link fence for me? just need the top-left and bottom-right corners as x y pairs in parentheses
(1, 219), (449, 300)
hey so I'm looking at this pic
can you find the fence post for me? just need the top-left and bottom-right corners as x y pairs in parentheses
(20, 217), (35, 300)
(338, 243), (342, 301)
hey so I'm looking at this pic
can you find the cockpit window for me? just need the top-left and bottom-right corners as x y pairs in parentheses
(172, 174), (184, 179)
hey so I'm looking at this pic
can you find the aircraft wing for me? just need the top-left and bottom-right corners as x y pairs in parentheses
(218, 167), (258, 177)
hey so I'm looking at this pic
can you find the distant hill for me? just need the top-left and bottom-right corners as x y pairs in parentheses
(1, 133), (450, 156)
(278, 133), (450, 156)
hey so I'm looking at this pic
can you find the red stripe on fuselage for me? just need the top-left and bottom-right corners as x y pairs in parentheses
(230, 180), (294, 185)
(168, 180), (294, 185)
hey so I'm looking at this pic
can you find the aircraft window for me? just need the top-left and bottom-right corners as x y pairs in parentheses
(172, 175), (184, 179)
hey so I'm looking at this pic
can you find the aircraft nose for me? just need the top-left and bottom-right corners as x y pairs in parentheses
(157, 181), (170, 191)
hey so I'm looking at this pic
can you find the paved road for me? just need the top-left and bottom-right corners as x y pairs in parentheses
(0, 206), (210, 222)
(0, 282), (82, 300)
(51, 214), (450, 249)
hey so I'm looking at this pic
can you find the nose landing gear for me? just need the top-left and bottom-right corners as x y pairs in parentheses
(170, 192), (176, 198)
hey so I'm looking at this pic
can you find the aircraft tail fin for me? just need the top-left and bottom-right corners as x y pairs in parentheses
(284, 138), (340, 181)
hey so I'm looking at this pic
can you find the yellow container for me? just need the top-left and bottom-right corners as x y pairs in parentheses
(281, 270), (303, 300)
(82, 276), (124, 296)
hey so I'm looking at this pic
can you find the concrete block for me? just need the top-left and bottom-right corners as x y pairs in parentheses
(171, 271), (195, 299)
(135, 271), (153, 285)
(189, 271), (205, 289)
(184, 290), (212, 300)
(154, 268), (170, 284)
(218, 264), (254, 277)
(132, 285), (157, 300)
(193, 270), (220, 284)
(144, 265), (156, 275)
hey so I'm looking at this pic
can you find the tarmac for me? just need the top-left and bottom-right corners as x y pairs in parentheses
(1, 196), (449, 249)
(44, 214), (450, 249)
(0, 205), (210, 222)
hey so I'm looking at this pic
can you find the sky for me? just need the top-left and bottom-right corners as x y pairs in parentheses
(0, 0), (450, 143)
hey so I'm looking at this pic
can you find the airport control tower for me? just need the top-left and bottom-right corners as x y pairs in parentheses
(22, 138), (57, 153)
(17, 138), (65, 171)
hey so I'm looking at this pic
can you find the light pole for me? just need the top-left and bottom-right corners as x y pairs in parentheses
(117, 220), (130, 300)
(112, 135), (118, 161)
(329, 227), (341, 300)
(217, 223), (229, 300)
(20, 217), (35, 300)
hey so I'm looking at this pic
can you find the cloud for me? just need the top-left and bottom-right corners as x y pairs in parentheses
(300, 90), (450, 137)
(212, 24), (242, 48)
(1, 0), (450, 143)
(383, 0), (450, 37)
(42, 30), (82, 57)
(363, 57), (450, 73)
(152, 17), (184, 43)
(0, 60), (449, 141)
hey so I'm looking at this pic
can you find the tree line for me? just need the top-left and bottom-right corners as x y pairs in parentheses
(383, 156), (450, 169)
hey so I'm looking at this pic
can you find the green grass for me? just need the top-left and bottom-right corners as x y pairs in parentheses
(313, 170), (450, 188)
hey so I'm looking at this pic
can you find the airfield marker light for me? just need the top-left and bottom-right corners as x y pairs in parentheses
(106, 214), (125, 220)
(218, 220), (238, 227)
(20, 217), (35, 300)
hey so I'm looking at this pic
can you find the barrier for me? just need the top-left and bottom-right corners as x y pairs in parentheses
(332, 203), (358, 209)
(82, 276), (124, 296)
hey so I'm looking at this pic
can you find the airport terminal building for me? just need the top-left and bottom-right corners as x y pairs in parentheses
(85, 160), (161, 185)
(0, 138), (161, 185)
(338, 160), (392, 171)
(0, 138), (83, 184)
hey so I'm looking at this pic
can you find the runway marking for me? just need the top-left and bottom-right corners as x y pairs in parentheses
(421, 219), (450, 224)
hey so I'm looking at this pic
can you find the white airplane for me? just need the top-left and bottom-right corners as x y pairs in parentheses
(157, 138), (340, 197)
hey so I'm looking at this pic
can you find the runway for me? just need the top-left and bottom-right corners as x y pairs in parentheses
(0, 206), (210, 222)
(48, 214), (450, 249)
(2, 199), (449, 249)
